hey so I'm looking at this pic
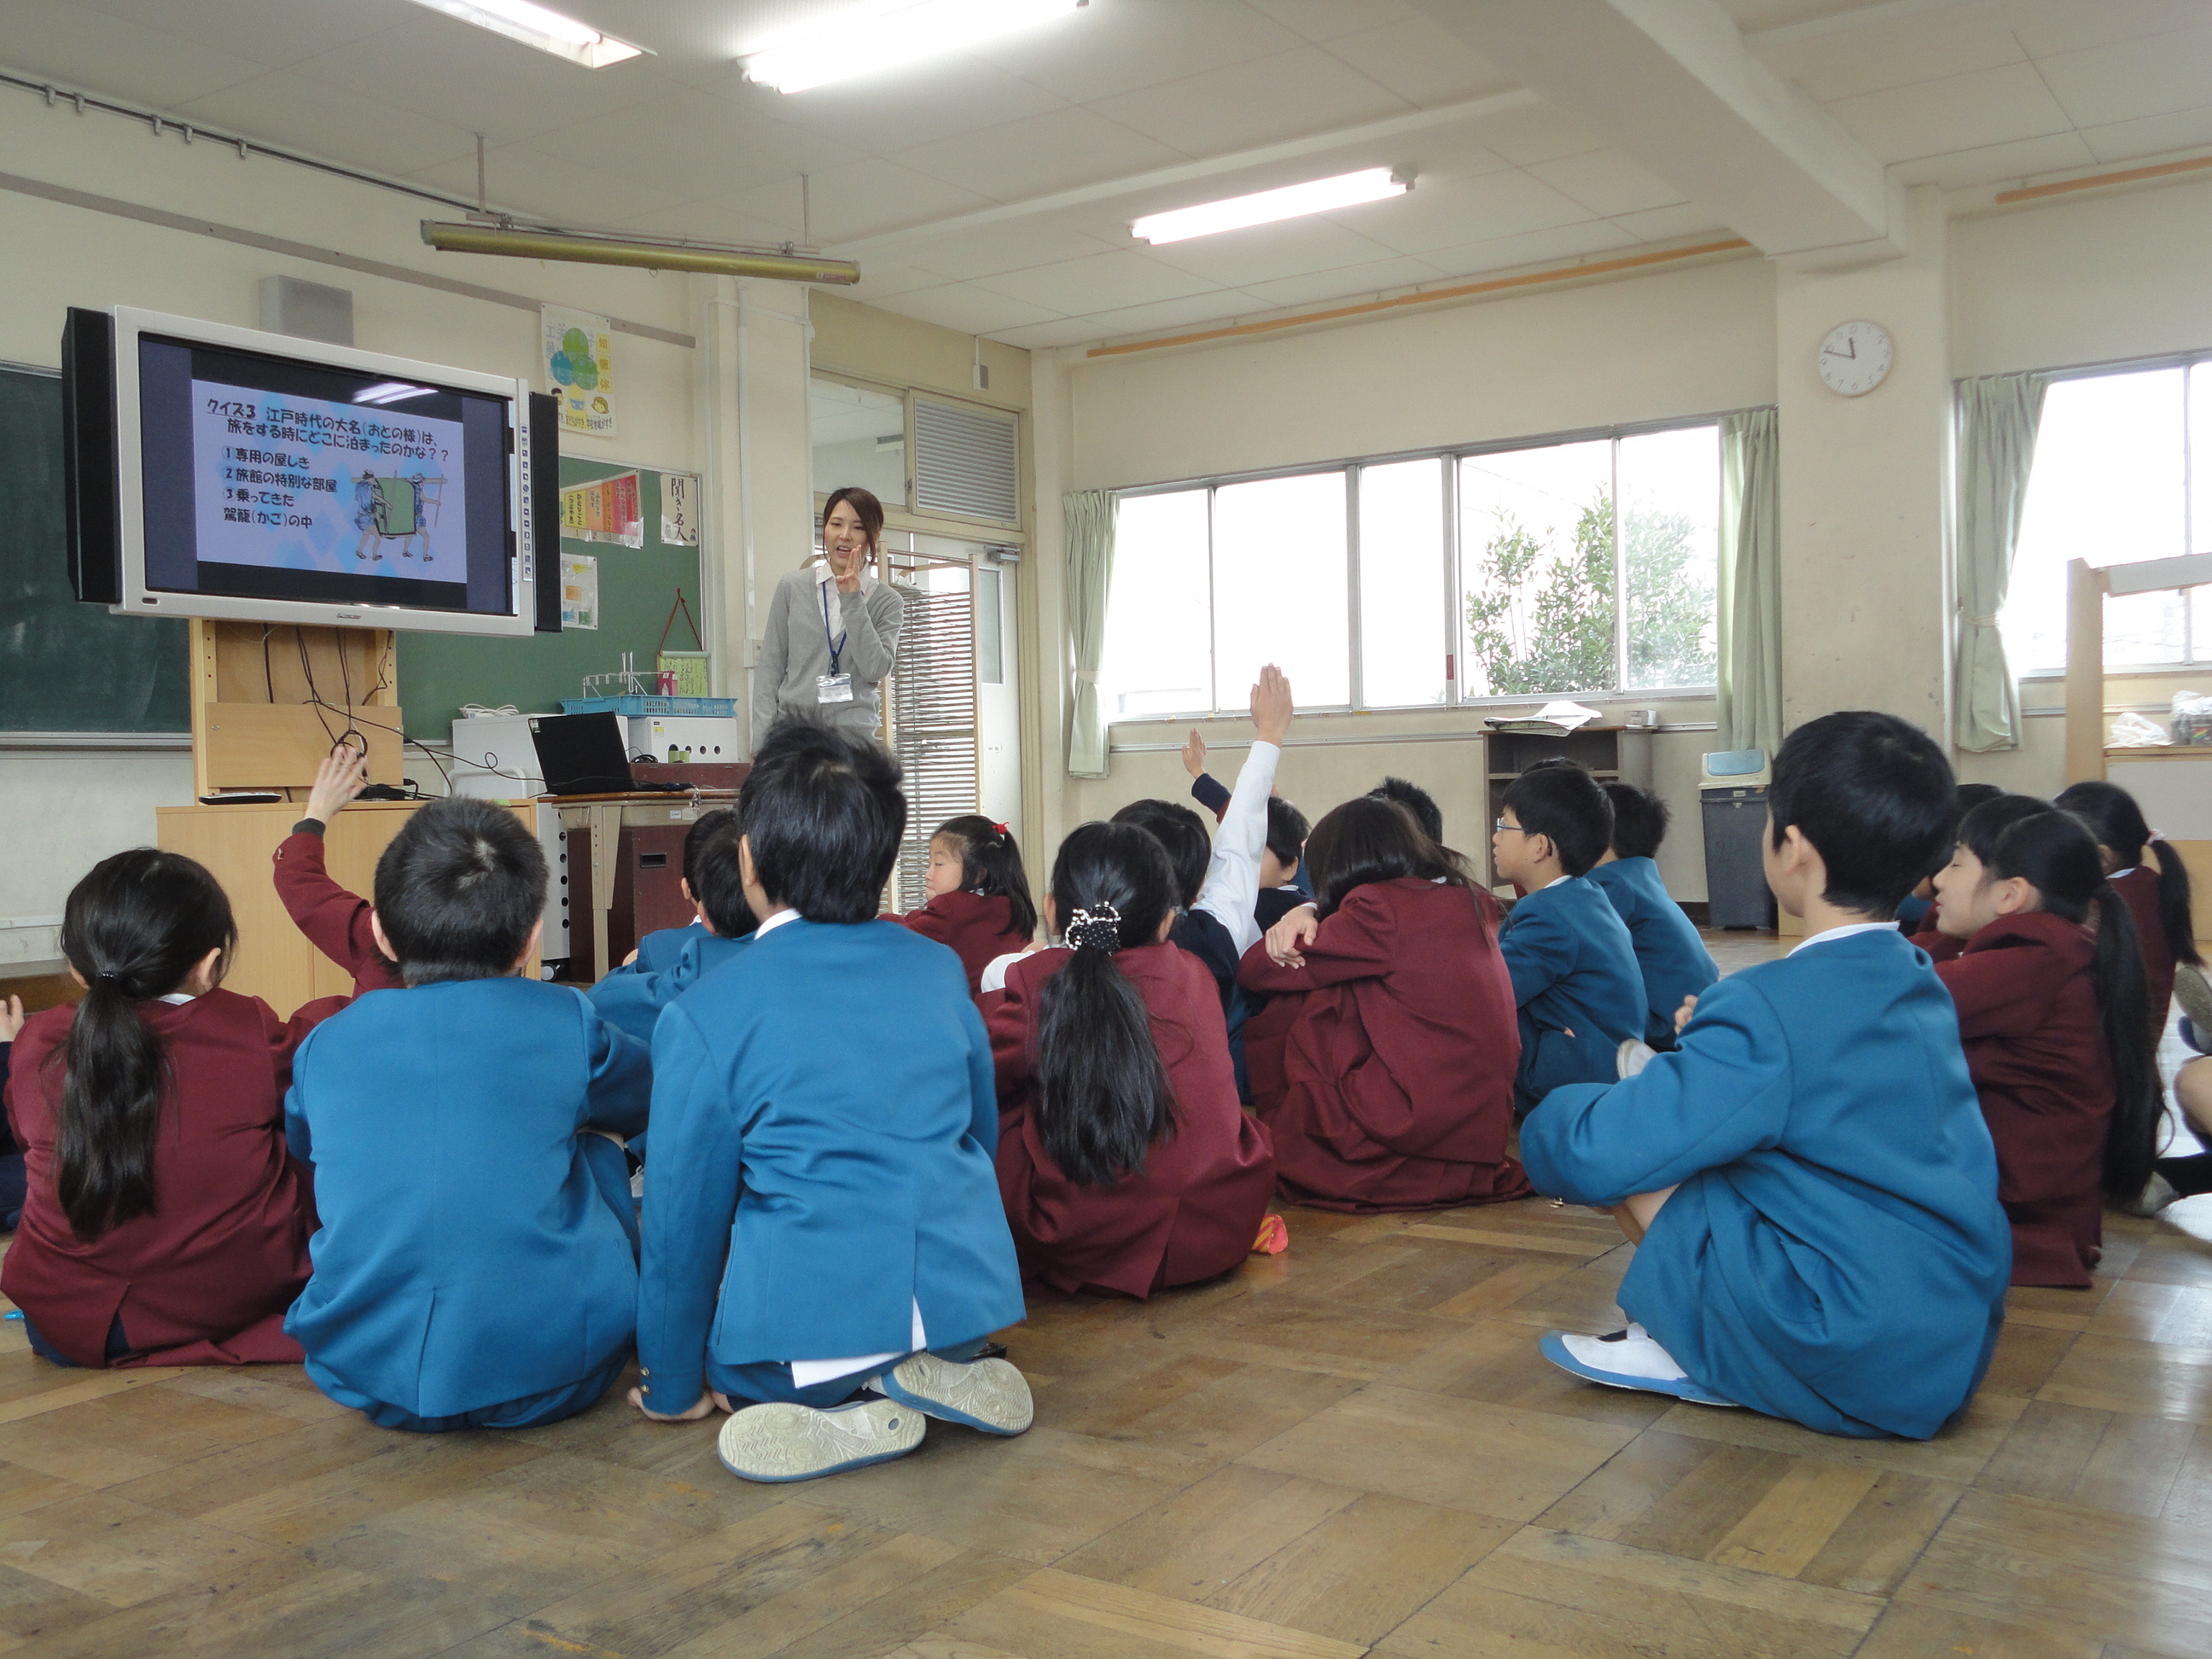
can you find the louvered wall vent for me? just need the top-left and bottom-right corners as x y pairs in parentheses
(913, 396), (1019, 525)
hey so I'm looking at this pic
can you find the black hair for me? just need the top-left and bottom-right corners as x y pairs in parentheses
(688, 811), (759, 939)
(1600, 782), (1669, 862)
(1366, 776), (1443, 844)
(1302, 795), (1475, 917)
(822, 485), (885, 557)
(1265, 796), (1309, 875)
(373, 797), (547, 987)
(1034, 822), (1180, 1187)
(739, 717), (906, 923)
(1111, 799), (1210, 909)
(1768, 712), (1954, 917)
(932, 814), (1039, 940)
(1924, 783), (2009, 882)
(2054, 780), (2201, 968)
(681, 807), (736, 895)
(52, 850), (236, 1239)
(1501, 760), (1613, 877)
(1963, 800), (2162, 1202)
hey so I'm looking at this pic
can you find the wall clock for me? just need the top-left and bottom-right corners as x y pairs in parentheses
(1818, 318), (1892, 396)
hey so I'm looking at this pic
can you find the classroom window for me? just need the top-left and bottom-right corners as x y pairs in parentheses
(2000, 364), (2209, 675)
(1098, 421), (1720, 721)
(809, 375), (907, 509)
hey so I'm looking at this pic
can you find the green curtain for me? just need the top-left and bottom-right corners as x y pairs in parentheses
(1953, 370), (2052, 752)
(1716, 407), (1782, 758)
(1064, 488), (1117, 777)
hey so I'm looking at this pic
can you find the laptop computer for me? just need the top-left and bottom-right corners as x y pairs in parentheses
(527, 712), (634, 796)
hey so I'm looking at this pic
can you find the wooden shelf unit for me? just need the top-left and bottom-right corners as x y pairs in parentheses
(1479, 725), (1653, 888)
(189, 619), (405, 800)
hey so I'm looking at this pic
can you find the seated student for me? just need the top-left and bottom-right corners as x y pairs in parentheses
(633, 719), (1031, 1483)
(1491, 762), (1644, 1115)
(1929, 795), (2160, 1288)
(987, 820), (1275, 1295)
(1369, 776), (1445, 844)
(285, 799), (651, 1432)
(1241, 795), (1529, 1212)
(5, 851), (335, 1368)
(271, 742), (404, 994)
(1524, 711), (2011, 1440)
(1586, 783), (1717, 1049)
(899, 815), (1039, 991)
(1180, 731), (1314, 911)
(590, 812), (756, 1045)
(2054, 779), (2201, 1042)
(0, 994), (24, 1231)
(1898, 783), (2005, 936)
(2141, 973), (2212, 1209)
(1107, 667), (1294, 1013)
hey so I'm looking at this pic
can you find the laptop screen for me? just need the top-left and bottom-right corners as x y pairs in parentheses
(528, 712), (632, 796)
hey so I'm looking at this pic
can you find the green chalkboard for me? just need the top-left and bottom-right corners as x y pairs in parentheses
(0, 364), (190, 731)
(396, 458), (705, 739)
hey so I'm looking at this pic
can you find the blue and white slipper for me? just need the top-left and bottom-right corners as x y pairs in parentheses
(716, 1398), (925, 1482)
(1540, 1325), (1739, 1407)
(874, 1351), (1033, 1436)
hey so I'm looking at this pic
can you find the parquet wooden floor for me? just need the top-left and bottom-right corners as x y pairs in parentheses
(9, 929), (2212, 1658)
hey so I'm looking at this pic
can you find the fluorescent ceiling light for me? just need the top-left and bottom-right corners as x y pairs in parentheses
(402, 0), (648, 68)
(1132, 168), (1412, 245)
(742, 0), (1086, 95)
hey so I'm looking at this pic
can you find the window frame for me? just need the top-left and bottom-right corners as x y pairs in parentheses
(1106, 410), (1738, 724)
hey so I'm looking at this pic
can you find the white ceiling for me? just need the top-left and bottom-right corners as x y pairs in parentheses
(3, 0), (2211, 348)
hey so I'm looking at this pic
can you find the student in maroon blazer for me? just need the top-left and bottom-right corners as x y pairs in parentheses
(1931, 796), (2163, 1288)
(985, 820), (1274, 1298)
(271, 743), (403, 995)
(898, 815), (1039, 992)
(1238, 795), (1529, 1213)
(3, 850), (339, 1367)
(2056, 780), (2201, 1043)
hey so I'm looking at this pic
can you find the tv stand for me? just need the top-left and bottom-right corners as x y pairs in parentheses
(188, 619), (404, 800)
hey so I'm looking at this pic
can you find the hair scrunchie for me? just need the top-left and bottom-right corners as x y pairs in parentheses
(1065, 902), (1122, 953)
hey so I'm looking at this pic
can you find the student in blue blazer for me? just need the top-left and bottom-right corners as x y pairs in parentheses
(1523, 712), (2011, 1439)
(632, 718), (1031, 1484)
(588, 811), (756, 1046)
(1491, 761), (1645, 1115)
(286, 798), (652, 1432)
(1587, 783), (1718, 1049)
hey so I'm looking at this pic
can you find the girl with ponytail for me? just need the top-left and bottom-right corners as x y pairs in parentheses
(2054, 779), (2200, 1041)
(1, 850), (335, 1367)
(985, 821), (1274, 1298)
(1930, 796), (2160, 1287)
(1238, 795), (1530, 1211)
(899, 814), (1039, 992)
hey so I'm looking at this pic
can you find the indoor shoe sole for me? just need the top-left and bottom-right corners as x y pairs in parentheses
(876, 1351), (1034, 1436)
(1538, 1330), (1740, 1408)
(716, 1399), (924, 1483)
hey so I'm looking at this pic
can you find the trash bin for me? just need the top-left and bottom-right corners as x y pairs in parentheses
(1701, 749), (1775, 930)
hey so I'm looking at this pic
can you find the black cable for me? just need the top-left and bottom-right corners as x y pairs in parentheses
(288, 628), (454, 795)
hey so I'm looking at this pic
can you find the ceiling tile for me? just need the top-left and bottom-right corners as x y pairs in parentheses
(1316, 15), (1516, 108)
(971, 249), (1222, 313)
(1142, 216), (1416, 288)
(1888, 130), (2098, 189)
(525, 90), (865, 195)
(1352, 166), (1595, 257)
(1416, 219), (1639, 281)
(841, 265), (952, 303)
(1239, 0), (1421, 44)
(598, 199), (806, 246)
(717, 157), (994, 244)
(1, 0), (276, 108)
(2007, 0), (2212, 59)
(1237, 254), (1444, 308)
(1081, 288), (1271, 339)
(891, 106), (1187, 202)
(2034, 26), (2212, 131)
(876, 224), (1127, 282)
(876, 284), (1068, 335)
(1822, 61), (2076, 164)
(1749, 15), (2026, 104)
(1475, 105), (1610, 167)
(77, 0), (419, 67)
(1087, 45), (1407, 156)
(742, 54), (1074, 155)
(987, 317), (1118, 349)
(408, 145), (701, 224)
(1607, 203), (1733, 243)
(972, 0), (1303, 104)
(2077, 105), (2212, 168)
(175, 68), (479, 176)
(1524, 149), (1687, 218)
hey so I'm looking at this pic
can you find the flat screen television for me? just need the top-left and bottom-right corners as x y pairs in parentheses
(64, 305), (560, 637)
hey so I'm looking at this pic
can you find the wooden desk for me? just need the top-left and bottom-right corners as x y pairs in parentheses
(157, 799), (537, 1015)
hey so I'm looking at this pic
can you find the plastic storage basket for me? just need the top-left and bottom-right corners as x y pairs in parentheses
(561, 694), (739, 719)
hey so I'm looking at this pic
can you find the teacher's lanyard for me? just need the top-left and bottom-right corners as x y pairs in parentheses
(819, 579), (848, 676)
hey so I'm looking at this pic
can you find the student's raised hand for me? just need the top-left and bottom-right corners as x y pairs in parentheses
(628, 1384), (732, 1422)
(1180, 729), (1207, 779)
(1265, 903), (1320, 967)
(1674, 994), (1699, 1036)
(305, 742), (370, 824)
(0, 995), (23, 1043)
(1249, 665), (1293, 747)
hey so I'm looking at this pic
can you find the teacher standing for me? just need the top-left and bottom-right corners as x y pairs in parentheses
(752, 486), (905, 742)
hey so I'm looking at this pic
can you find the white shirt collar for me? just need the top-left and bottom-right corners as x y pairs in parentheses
(815, 561), (879, 596)
(1789, 920), (1899, 957)
(156, 992), (197, 1004)
(753, 906), (803, 939)
(1543, 874), (1574, 889)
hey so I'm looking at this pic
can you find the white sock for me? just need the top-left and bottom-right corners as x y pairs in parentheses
(1561, 1322), (1688, 1381)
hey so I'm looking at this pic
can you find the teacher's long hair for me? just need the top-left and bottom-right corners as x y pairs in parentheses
(1033, 821), (1179, 1188)
(50, 850), (236, 1239)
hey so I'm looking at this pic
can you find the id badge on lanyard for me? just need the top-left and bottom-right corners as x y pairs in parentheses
(818, 581), (855, 704)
